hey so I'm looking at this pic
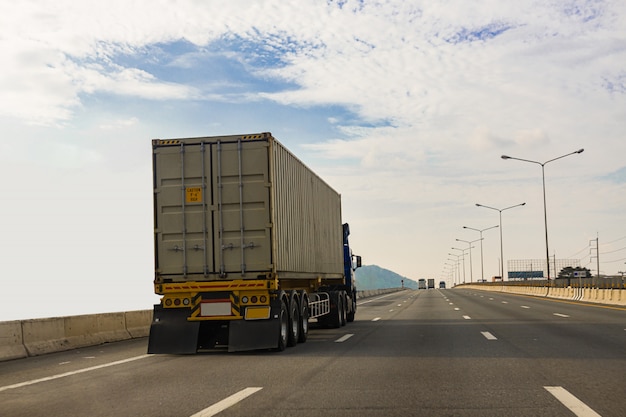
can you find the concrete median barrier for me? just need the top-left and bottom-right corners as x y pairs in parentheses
(459, 283), (626, 307)
(20, 313), (133, 358)
(0, 321), (27, 361)
(125, 310), (152, 338)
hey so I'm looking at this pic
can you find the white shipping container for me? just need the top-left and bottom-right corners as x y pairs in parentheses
(152, 133), (344, 283)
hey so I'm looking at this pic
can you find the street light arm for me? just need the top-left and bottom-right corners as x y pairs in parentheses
(502, 149), (584, 166)
(503, 202), (526, 211)
(501, 155), (542, 166)
(463, 225), (499, 233)
(543, 148), (584, 165)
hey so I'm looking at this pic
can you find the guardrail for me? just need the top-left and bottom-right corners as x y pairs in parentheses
(0, 288), (404, 362)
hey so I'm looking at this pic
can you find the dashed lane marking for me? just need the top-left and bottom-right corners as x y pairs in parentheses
(335, 334), (354, 343)
(553, 313), (570, 318)
(544, 386), (601, 417)
(481, 331), (497, 340)
(372, 317), (381, 321)
(190, 387), (263, 417)
(462, 315), (471, 320)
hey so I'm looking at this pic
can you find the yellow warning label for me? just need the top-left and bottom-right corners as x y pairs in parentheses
(186, 187), (202, 203)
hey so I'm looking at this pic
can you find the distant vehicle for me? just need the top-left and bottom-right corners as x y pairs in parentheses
(427, 278), (435, 289)
(418, 279), (427, 289)
(439, 281), (446, 289)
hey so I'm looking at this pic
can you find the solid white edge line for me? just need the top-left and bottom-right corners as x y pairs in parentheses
(335, 334), (354, 343)
(544, 386), (601, 417)
(481, 331), (497, 340)
(191, 387), (263, 417)
(0, 354), (151, 393)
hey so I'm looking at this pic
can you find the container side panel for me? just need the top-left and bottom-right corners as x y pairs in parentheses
(272, 141), (343, 275)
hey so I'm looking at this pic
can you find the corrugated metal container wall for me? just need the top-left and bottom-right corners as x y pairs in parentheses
(153, 133), (343, 281)
(270, 139), (343, 276)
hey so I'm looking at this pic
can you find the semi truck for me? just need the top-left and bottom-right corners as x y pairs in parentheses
(427, 278), (435, 289)
(147, 132), (361, 353)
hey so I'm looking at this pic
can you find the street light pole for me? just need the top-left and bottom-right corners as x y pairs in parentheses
(463, 225), (498, 282)
(501, 149), (584, 280)
(451, 247), (471, 284)
(476, 203), (526, 281)
(456, 239), (481, 283)
(447, 256), (461, 285)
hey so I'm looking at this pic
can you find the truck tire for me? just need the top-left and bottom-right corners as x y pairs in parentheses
(276, 299), (289, 351)
(298, 291), (309, 343)
(346, 291), (356, 323)
(287, 291), (300, 347)
(329, 291), (343, 328)
(340, 291), (347, 327)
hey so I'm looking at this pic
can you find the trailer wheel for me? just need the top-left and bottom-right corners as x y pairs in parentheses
(276, 299), (289, 351)
(287, 291), (300, 347)
(298, 291), (309, 343)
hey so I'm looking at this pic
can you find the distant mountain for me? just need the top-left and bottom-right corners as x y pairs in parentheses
(355, 265), (417, 290)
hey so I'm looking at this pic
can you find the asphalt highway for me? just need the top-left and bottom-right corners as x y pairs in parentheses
(1, 289), (625, 416)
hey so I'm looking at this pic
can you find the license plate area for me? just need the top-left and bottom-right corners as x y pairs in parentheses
(200, 301), (232, 316)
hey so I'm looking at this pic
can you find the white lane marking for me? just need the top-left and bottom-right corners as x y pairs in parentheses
(449, 302), (454, 305)
(521, 306), (531, 309)
(372, 317), (381, 321)
(357, 292), (399, 305)
(462, 315), (471, 320)
(544, 386), (601, 417)
(501, 301), (508, 304)
(454, 308), (460, 311)
(335, 334), (354, 343)
(481, 331), (497, 340)
(489, 298), (494, 301)
(397, 304), (402, 307)
(0, 355), (151, 393)
(191, 387), (263, 417)
(554, 313), (570, 318)
(389, 309), (394, 312)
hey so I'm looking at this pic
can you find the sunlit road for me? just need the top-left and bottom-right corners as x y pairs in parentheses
(1, 289), (625, 416)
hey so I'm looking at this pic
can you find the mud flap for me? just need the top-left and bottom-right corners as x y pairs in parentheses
(227, 302), (281, 352)
(148, 305), (200, 354)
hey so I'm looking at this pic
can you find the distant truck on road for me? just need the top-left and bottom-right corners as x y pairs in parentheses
(148, 132), (361, 354)
(428, 278), (435, 289)
(418, 279), (427, 289)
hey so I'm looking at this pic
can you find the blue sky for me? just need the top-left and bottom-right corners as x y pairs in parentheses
(1, 0), (625, 320)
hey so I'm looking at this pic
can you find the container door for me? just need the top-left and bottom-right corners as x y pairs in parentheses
(154, 142), (213, 277)
(212, 140), (272, 277)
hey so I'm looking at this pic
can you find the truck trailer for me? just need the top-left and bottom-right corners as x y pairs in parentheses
(427, 278), (435, 289)
(148, 132), (361, 353)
